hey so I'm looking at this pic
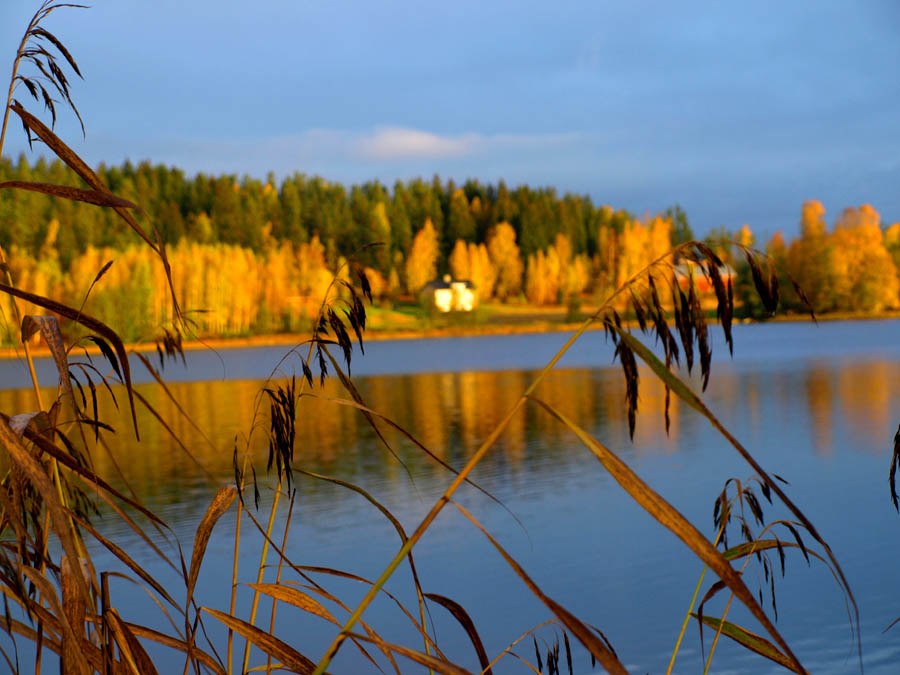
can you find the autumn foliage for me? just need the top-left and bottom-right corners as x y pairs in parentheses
(3, 152), (900, 345)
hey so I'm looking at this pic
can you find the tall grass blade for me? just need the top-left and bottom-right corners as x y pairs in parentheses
(346, 632), (473, 675)
(248, 582), (387, 673)
(246, 584), (338, 625)
(105, 607), (158, 675)
(0, 283), (140, 436)
(9, 100), (182, 321)
(0, 180), (138, 208)
(8, 102), (157, 248)
(20, 315), (74, 411)
(529, 396), (806, 674)
(202, 608), (319, 674)
(692, 614), (802, 673)
(0, 419), (89, 602)
(424, 593), (492, 675)
(453, 502), (628, 675)
(85, 617), (225, 675)
(187, 486), (237, 607)
(18, 566), (89, 675)
(608, 322), (860, 665)
(60, 556), (86, 674)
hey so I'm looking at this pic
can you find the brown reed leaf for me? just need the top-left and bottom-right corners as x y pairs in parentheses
(346, 632), (473, 675)
(0, 418), (89, 608)
(9, 104), (125, 213)
(60, 556), (87, 674)
(187, 486), (237, 607)
(105, 607), (157, 675)
(1, 283), (139, 437)
(453, 502), (627, 675)
(9, 100), (183, 321)
(202, 608), (320, 674)
(84, 616), (225, 675)
(7, 414), (169, 532)
(19, 566), (89, 675)
(692, 614), (802, 673)
(246, 584), (338, 625)
(0, 181), (138, 208)
(21, 315), (75, 410)
(528, 397), (807, 675)
(424, 593), (492, 675)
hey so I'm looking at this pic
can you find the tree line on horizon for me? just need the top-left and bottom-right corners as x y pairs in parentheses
(1, 155), (898, 343)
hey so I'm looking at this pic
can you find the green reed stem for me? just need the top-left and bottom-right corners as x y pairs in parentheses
(704, 527), (767, 674)
(265, 491), (295, 675)
(667, 519), (726, 674)
(240, 478), (283, 674)
(227, 499), (243, 675)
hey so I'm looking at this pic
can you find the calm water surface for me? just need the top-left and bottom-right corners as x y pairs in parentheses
(1, 319), (899, 673)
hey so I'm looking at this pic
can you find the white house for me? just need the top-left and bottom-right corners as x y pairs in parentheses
(422, 275), (477, 312)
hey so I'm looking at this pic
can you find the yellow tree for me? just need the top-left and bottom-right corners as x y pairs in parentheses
(467, 242), (496, 302)
(884, 222), (900, 271)
(616, 218), (649, 288)
(592, 218), (617, 297)
(486, 221), (523, 301)
(448, 239), (470, 280)
(524, 251), (546, 305)
(831, 205), (898, 311)
(544, 246), (561, 303)
(405, 217), (439, 294)
(787, 200), (837, 312)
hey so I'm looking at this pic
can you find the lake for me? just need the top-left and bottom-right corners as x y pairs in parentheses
(1, 319), (899, 673)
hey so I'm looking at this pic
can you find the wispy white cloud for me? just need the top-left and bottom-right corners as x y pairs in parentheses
(356, 127), (479, 159)
(353, 127), (584, 160)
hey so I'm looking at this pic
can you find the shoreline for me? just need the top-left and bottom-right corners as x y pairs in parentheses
(1, 308), (899, 361)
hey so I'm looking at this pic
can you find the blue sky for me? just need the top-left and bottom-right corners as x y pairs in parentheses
(2, 0), (899, 239)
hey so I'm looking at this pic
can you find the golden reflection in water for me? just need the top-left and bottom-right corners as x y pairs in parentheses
(836, 361), (900, 453)
(806, 365), (835, 456)
(0, 358), (897, 501)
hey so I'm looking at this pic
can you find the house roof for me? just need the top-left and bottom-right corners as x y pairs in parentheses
(424, 277), (475, 290)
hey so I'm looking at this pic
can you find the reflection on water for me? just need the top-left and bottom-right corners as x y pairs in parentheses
(3, 356), (897, 503)
(0, 367), (692, 509)
(1, 321), (900, 673)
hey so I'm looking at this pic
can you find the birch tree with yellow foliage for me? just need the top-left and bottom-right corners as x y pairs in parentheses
(486, 222), (522, 301)
(405, 217), (439, 294)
